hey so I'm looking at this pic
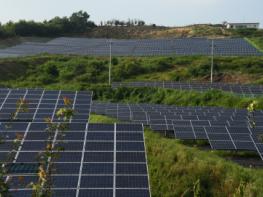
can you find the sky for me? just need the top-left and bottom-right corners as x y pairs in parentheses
(0, 0), (262, 27)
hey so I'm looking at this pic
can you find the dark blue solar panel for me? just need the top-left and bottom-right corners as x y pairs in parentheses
(116, 152), (146, 162)
(210, 140), (236, 150)
(207, 133), (231, 141)
(21, 141), (46, 151)
(52, 190), (77, 197)
(84, 152), (113, 162)
(8, 176), (38, 189)
(86, 132), (114, 141)
(116, 164), (147, 174)
(16, 152), (41, 162)
(55, 142), (84, 151)
(116, 124), (143, 132)
(82, 163), (113, 175)
(52, 152), (82, 162)
(53, 163), (80, 174)
(80, 176), (113, 188)
(116, 189), (150, 197)
(88, 124), (114, 131)
(116, 176), (149, 188)
(85, 142), (114, 151)
(79, 189), (113, 197)
(116, 133), (143, 141)
(10, 190), (32, 197)
(117, 142), (145, 151)
(234, 141), (256, 151)
(52, 176), (78, 188)
(175, 132), (195, 140)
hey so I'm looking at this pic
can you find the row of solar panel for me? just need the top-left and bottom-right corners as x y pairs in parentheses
(6, 175), (149, 189)
(0, 89), (150, 197)
(91, 102), (263, 127)
(112, 82), (263, 96)
(0, 121), (151, 197)
(91, 102), (263, 160)
(10, 189), (150, 197)
(0, 37), (261, 57)
(0, 89), (92, 123)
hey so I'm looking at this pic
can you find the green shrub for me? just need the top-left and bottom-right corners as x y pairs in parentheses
(44, 64), (59, 77)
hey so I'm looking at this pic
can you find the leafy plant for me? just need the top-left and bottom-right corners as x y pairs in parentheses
(30, 97), (75, 197)
(0, 98), (30, 196)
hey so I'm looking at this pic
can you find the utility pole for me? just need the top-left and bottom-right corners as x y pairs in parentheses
(211, 39), (214, 84)
(109, 39), (112, 86)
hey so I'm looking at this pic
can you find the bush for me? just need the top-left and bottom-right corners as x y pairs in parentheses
(44, 64), (59, 77)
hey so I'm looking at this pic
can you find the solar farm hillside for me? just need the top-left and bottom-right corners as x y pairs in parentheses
(1, 23), (263, 197)
(0, 37), (262, 58)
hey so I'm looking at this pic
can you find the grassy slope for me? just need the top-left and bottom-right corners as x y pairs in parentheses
(86, 25), (231, 39)
(89, 114), (263, 197)
(247, 37), (263, 52)
(1, 55), (263, 88)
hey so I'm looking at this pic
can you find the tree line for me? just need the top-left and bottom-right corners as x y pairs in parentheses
(0, 11), (147, 38)
(99, 19), (146, 27)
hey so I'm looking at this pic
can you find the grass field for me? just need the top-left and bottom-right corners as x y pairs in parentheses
(247, 37), (263, 52)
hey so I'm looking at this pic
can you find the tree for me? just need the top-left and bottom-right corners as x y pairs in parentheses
(69, 11), (95, 32)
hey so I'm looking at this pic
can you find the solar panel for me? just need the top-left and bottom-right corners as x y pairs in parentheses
(2, 123), (151, 197)
(0, 37), (261, 57)
(209, 140), (236, 150)
(0, 89), (92, 123)
(91, 101), (263, 159)
(112, 81), (263, 96)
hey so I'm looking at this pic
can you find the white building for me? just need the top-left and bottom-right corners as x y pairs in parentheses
(223, 22), (260, 29)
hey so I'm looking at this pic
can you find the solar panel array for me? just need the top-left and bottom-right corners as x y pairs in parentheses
(0, 37), (261, 58)
(112, 81), (263, 96)
(1, 123), (150, 197)
(91, 102), (263, 160)
(0, 89), (92, 123)
(0, 89), (151, 197)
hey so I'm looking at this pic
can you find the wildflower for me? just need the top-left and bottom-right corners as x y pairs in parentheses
(247, 100), (258, 112)
(38, 166), (47, 183)
(63, 97), (72, 106)
(46, 143), (52, 151)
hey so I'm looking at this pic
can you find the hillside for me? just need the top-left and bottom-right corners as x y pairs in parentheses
(84, 25), (229, 39)
(1, 55), (263, 89)
(1, 25), (263, 50)
(1, 52), (263, 197)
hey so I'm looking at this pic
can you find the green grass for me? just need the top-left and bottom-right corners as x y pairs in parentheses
(89, 114), (263, 197)
(247, 37), (263, 52)
(145, 129), (263, 197)
(1, 55), (263, 88)
(89, 114), (118, 124)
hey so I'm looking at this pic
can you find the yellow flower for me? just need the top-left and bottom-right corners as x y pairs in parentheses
(44, 117), (52, 123)
(46, 143), (52, 151)
(38, 166), (47, 183)
(63, 97), (72, 106)
(247, 101), (258, 112)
